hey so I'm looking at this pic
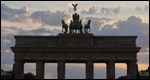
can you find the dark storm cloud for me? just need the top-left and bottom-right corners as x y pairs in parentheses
(1, 3), (29, 22)
(31, 10), (69, 26)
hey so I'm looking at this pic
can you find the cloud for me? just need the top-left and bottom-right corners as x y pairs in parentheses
(138, 63), (149, 71)
(45, 73), (56, 79)
(31, 10), (69, 26)
(135, 5), (149, 11)
(80, 5), (97, 15)
(29, 28), (61, 35)
(135, 6), (142, 11)
(1, 3), (29, 22)
(29, 28), (52, 34)
(82, 17), (111, 34)
(68, 3), (73, 8)
(1, 26), (25, 35)
(99, 16), (149, 52)
(100, 6), (121, 15)
(1, 26), (61, 37)
(112, 7), (121, 14)
(100, 16), (149, 36)
(80, 6), (121, 15)
(1, 64), (13, 71)
(144, 5), (149, 11)
(24, 63), (36, 75)
(137, 53), (149, 65)
(1, 39), (11, 47)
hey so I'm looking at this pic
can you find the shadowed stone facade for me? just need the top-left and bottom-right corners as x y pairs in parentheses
(11, 33), (141, 79)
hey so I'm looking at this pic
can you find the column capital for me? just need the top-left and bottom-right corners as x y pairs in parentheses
(14, 60), (25, 64)
(86, 60), (94, 63)
(106, 60), (115, 64)
(58, 60), (65, 62)
(131, 59), (138, 62)
(126, 60), (137, 64)
(36, 60), (44, 62)
(36, 60), (45, 64)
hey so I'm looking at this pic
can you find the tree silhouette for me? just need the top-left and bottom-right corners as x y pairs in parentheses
(1, 69), (36, 79)
(24, 72), (36, 79)
(118, 75), (127, 79)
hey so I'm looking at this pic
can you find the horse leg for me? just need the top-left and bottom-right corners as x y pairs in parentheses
(70, 28), (72, 34)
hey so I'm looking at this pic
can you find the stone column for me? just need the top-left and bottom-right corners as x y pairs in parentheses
(14, 60), (24, 79)
(127, 62), (130, 79)
(127, 60), (137, 79)
(36, 60), (45, 79)
(106, 60), (115, 79)
(58, 60), (65, 79)
(22, 62), (24, 79)
(86, 60), (94, 79)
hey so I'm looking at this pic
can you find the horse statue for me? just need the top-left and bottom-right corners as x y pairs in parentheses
(62, 20), (68, 33)
(84, 19), (91, 34)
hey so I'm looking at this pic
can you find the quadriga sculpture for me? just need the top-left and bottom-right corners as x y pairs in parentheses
(69, 19), (83, 34)
(69, 13), (83, 34)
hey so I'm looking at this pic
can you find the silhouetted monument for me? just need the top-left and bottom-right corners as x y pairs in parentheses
(11, 4), (141, 79)
(62, 3), (90, 34)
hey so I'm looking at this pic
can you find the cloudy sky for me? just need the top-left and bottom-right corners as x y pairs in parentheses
(1, 1), (149, 79)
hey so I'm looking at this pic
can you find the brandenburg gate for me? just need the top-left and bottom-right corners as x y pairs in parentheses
(11, 4), (141, 79)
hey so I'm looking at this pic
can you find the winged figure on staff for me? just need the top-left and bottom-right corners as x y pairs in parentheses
(72, 3), (78, 12)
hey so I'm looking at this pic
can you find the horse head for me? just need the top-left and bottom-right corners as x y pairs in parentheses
(62, 20), (65, 25)
(88, 19), (91, 25)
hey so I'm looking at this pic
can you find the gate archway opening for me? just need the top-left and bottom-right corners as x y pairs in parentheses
(66, 63), (85, 79)
(94, 63), (106, 79)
